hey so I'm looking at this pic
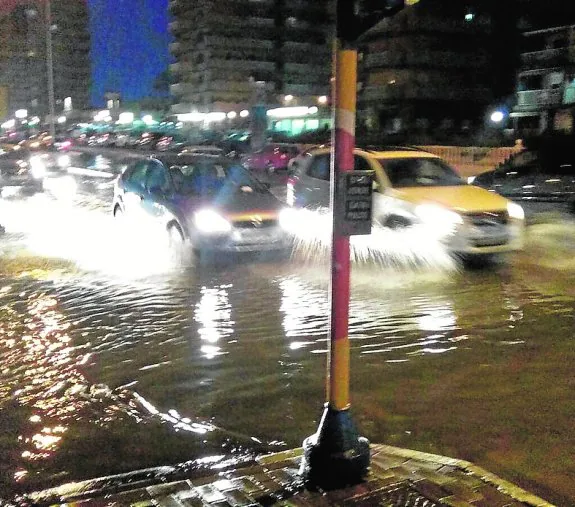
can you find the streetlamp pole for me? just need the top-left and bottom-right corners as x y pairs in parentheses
(45, 0), (56, 139)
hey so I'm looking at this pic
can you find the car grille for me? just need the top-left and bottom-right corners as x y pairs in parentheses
(233, 218), (278, 229)
(465, 211), (508, 226)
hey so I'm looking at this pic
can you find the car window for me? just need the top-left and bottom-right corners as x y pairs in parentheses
(145, 161), (170, 192)
(125, 160), (149, 190)
(306, 154), (330, 181)
(168, 160), (267, 195)
(354, 155), (372, 171)
(377, 157), (464, 187)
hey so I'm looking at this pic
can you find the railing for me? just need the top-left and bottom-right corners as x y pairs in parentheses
(419, 146), (523, 177)
(360, 84), (491, 102)
(520, 47), (570, 67)
(364, 51), (487, 69)
(516, 88), (563, 108)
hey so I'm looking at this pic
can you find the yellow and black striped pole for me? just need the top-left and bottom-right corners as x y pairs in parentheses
(300, 0), (370, 488)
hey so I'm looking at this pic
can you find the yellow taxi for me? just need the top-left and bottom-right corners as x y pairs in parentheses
(287, 146), (525, 257)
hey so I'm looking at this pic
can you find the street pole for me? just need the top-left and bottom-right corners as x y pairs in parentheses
(45, 0), (56, 140)
(300, 0), (370, 489)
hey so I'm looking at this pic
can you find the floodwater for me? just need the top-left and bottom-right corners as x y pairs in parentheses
(0, 151), (574, 505)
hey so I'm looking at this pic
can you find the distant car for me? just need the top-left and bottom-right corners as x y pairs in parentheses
(180, 145), (226, 157)
(0, 148), (45, 196)
(287, 146), (525, 258)
(241, 143), (301, 175)
(112, 154), (293, 255)
(473, 149), (575, 215)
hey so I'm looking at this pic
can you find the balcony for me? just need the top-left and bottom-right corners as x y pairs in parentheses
(359, 83), (491, 103)
(364, 50), (487, 70)
(515, 88), (563, 111)
(520, 47), (571, 69)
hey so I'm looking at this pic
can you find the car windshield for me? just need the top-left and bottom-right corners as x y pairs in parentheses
(376, 156), (465, 187)
(168, 160), (268, 195)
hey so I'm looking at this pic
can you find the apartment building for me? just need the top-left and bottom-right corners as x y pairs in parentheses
(511, 25), (575, 136)
(168, 0), (333, 114)
(357, 2), (494, 142)
(0, 0), (91, 119)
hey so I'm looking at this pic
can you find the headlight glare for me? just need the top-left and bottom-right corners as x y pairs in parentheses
(194, 209), (231, 234)
(58, 154), (71, 168)
(279, 208), (298, 231)
(29, 156), (46, 179)
(415, 204), (463, 226)
(507, 202), (524, 220)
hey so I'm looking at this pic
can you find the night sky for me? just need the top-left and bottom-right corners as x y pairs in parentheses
(87, 0), (171, 106)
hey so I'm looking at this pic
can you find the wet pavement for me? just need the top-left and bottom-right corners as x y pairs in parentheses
(0, 149), (574, 505)
(24, 445), (551, 506)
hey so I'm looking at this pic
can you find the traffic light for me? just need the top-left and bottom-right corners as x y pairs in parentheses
(339, 0), (420, 43)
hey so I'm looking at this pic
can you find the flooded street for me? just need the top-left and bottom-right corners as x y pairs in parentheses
(0, 151), (574, 505)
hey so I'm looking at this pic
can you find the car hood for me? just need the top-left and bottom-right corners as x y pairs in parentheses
(171, 189), (284, 220)
(391, 185), (510, 212)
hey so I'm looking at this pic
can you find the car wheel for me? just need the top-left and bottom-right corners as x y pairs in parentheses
(167, 223), (189, 264)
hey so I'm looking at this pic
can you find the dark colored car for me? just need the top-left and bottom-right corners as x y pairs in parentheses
(0, 148), (45, 196)
(112, 154), (292, 254)
(473, 149), (575, 215)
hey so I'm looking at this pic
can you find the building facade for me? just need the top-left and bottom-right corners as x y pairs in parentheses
(357, 1), (494, 143)
(511, 25), (575, 137)
(168, 0), (333, 117)
(0, 0), (91, 120)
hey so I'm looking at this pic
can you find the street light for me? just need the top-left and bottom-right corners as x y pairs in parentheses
(490, 110), (505, 123)
(45, 0), (56, 139)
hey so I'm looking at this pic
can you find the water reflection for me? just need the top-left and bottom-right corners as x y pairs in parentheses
(0, 287), (85, 486)
(194, 284), (234, 360)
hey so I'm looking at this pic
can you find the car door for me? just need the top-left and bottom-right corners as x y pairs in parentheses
(296, 153), (331, 208)
(357, 155), (398, 225)
(141, 160), (173, 227)
(122, 160), (149, 215)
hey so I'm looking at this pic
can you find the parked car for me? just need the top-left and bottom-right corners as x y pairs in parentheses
(472, 149), (575, 215)
(241, 143), (301, 175)
(180, 145), (226, 157)
(287, 146), (525, 258)
(0, 147), (45, 196)
(112, 153), (293, 255)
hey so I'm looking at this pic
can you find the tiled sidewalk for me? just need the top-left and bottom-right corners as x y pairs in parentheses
(26, 444), (553, 506)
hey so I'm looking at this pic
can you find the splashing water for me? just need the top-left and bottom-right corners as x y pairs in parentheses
(284, 208), (457, 271)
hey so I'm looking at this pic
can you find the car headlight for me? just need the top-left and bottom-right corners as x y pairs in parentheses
(415, 204), (463, 226)
(507, 201), (524, 220)
(194, 209), (231, 234)
(29, 156), (46, 178)
(467, 176), (476, 184)
(58, 154), (71, 168)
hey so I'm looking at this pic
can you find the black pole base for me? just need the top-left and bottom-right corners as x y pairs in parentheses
(300, 405), (370, 490)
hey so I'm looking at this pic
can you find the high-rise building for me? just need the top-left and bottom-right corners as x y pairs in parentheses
(0, 0), (91, 119)
(168, 0), (333, 114)
(357, 1), (494, 142)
